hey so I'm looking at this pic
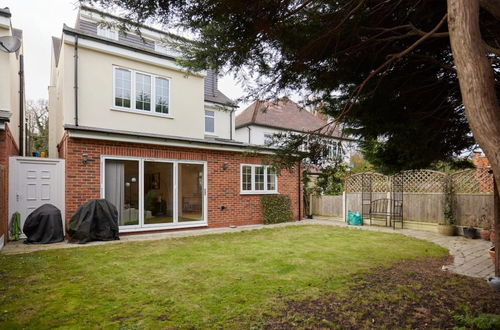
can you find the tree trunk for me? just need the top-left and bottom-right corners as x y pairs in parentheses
(447, 0), (500, 276)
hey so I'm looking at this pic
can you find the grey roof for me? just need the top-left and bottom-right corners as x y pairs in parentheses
(62, 21), (235, 106)
(52, 37), (61, 66)
(64, 124), (274, 152)
(236, 98), (344, 138)
(0, 110), (12, 122)
(0, 7), (11, 18)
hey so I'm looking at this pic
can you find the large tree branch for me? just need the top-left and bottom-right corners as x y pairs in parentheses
(335, 13), (449, 122)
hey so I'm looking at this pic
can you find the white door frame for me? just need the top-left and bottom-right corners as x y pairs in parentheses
(8, 157), (66, 237)
(100, 155), (208, 232)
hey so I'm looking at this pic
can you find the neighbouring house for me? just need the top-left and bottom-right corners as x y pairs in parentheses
(0, 7), (24, 248)
(42, 5), (301, 235)
(235, 98), (356, 163)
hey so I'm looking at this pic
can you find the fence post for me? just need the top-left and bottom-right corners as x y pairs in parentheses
(343, 191), (346, 222)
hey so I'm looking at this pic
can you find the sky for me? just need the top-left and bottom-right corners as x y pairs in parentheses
(1, 0), (248, 110)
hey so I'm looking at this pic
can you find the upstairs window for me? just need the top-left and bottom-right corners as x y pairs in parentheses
(240, 164), (278, 194)
(264, 134), (273, 145)
(135, 73), (151, 111)
(114, 68), (131, 108)
(97, 26), (118, 40)
(113, 67), (170, 115)
(205, 110), (215, 133)
(155, 77), (169, 114)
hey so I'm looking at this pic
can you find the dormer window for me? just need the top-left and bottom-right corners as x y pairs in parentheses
(155, 42), (169, 54)
(97, 25), (118, 41)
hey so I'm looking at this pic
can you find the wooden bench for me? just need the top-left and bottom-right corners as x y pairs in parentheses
(369, 198), (403, 229)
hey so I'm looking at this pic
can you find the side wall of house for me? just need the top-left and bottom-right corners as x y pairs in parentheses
(0, 124), (20, 244)
(60, 135), (302, 229)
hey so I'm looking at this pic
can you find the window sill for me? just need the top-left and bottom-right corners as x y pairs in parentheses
(111, 107), (174, 119)
(240, 191), (279, 195)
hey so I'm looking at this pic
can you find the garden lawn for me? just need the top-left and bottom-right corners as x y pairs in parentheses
(0, 225), (447, 329)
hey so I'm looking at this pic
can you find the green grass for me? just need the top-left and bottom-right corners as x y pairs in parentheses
(0, 225), (447, 329)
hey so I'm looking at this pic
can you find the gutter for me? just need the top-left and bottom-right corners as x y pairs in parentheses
(19, 54), (24, 156)
(74, 35), (79, 126)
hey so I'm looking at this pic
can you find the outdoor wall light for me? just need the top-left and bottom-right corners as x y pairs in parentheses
(222, 162), (229, 170)
(82, 153), (88, 165)
(131, 177), (137, 183)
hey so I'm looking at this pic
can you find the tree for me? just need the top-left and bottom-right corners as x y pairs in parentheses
(447, 0), (500, 276)
(84, 0), (500, 271)
(25, 99), (49, 155)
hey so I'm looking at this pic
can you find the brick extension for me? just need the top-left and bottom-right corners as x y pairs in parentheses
(0, 124), (19, 241)
(58, 133), (303, 230)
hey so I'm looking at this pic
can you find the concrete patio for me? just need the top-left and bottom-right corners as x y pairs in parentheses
(1, 217), (494, 279)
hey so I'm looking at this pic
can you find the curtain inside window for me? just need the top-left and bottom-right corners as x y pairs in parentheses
(105, 160), (125, 225)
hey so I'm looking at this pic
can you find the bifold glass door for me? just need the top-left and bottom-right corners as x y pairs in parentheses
(103, 158), (206, 229)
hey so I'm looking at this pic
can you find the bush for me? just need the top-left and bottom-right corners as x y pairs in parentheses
(261, 195), (293, 224)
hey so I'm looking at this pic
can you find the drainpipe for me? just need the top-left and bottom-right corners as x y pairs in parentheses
(229, 110), (233, 140)
(74, 35), (79, 126)
(18, 54), (24, 156)
(247, 126), (251, 144)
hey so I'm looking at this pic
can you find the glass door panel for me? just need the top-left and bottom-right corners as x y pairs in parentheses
(144, 161), (174, 225)
(178, 163), (204, 222)
(104, 159), (139, 227)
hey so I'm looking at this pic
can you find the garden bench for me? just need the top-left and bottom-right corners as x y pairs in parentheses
(369, 198), (403, 229)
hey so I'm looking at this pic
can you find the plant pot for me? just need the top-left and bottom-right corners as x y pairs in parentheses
(463, 227), (478, 239)
(489, 246), (496, 265)
(480, 229), (491, 241)
(438, 224), (456, 236)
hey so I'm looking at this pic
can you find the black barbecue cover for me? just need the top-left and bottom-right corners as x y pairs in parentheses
(23, 204), (64, 244)
(67, 199), (120, 244)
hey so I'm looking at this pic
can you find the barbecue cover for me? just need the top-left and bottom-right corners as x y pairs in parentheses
(67, 199), (120, 244)
(23, 204), (64, 244)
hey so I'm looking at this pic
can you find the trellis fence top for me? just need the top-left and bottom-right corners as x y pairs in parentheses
(344, 169), (493, 194)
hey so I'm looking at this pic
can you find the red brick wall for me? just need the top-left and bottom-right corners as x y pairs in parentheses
(60, 134), (302, 230)
(0, 124), (20, 241)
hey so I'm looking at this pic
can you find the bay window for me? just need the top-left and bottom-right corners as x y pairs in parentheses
(240, 164), (278, 194)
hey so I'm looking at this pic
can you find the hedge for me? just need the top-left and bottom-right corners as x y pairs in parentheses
(260, 194), (293, 225)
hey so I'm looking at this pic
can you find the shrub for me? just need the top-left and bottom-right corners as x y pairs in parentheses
(261, 194), (293, 224)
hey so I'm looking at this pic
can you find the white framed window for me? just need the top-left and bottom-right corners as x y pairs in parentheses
(240, 164), (278, 194)
(114, 68), (131, 108)
(135, 73), (151, 111)
(97, 26), (119, 40)
(155, 41), (181, 57)
(264, 134), (273, 145)
(205, 110), (215, 134)
(326, 141), (341, 159)
(155, 77), (169, 114)
(113, 66), (171, 116)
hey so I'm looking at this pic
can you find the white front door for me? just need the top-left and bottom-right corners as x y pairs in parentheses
(9, 157), (65, 236)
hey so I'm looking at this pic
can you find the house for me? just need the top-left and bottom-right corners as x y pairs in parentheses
(235, 98), (355, 163)
(44, 6), (302, 235)
(0, 7), (24, 248)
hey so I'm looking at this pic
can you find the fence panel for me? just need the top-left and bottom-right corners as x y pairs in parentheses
(312, 195), (343, 217)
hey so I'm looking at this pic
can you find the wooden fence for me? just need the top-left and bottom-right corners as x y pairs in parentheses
(312, 192), (493, 227)
(312, 168), (494, 228)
